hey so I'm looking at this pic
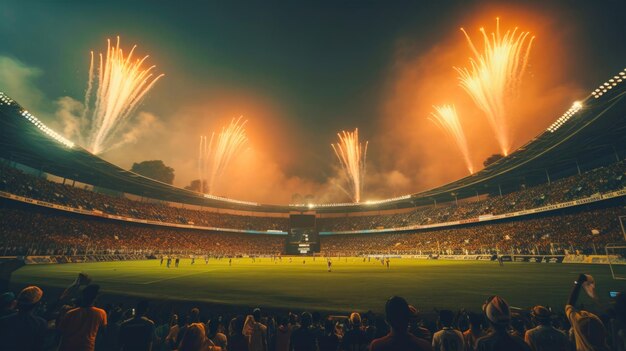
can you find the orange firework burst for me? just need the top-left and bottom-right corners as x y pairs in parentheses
(331, 128), (368, 203)
(199, 117), (248, 194)
(429, 104), (474, 174)
(84, 36), (164, 154)
(455, 18), (534, 156)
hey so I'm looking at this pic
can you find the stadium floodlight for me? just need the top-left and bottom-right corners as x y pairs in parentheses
(18, 109), (74, 148)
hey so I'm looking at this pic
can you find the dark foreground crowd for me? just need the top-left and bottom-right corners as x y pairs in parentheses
(0, 273), (624, 351)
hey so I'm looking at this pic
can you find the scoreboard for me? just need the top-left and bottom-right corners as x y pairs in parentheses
(286, 214), (320, 255)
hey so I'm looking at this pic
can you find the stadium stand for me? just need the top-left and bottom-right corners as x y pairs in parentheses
(1, 160), (624, 236)
(0, 193), (623, 257)
(0, 204), (284, 257)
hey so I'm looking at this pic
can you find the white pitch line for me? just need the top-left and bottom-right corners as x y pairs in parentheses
(140, 269), (215, 285)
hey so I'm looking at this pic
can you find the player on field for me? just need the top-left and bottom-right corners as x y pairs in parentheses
(166, 256), (171, 268)
(191, 255), (195, 265)
(498, 255), (504, 266)
(175, 257), (180, 268)
(229, 258), (232, 266)
(160, 256), (164, 266)
(327, 259), (332, 272)
(205, 255), (209, 264)
(386, 257), (390, 269)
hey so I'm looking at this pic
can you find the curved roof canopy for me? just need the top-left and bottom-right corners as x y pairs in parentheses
(1, 73), (625, 213)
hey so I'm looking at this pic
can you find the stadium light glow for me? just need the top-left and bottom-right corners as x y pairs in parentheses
(0, 92), (74, 148)
(202, 193), (259, 206)
(290, 194), (412, 208)
(592, 69), (626, 99)
(546, 101), (584, 133)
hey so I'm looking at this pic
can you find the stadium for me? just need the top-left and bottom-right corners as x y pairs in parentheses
(1, 2), (626, 351)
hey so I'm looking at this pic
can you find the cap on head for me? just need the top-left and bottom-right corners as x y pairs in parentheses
(531, 305), (551, 322)
(18, 286), (43, 306)
(483, 295), (510, 325)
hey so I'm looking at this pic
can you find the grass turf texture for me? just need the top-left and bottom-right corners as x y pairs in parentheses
(12, 258), (624, 313)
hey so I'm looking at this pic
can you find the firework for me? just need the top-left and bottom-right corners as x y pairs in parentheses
(331, 128), (368, 203)
(199, 117), (248, 194)
(455, 18), (534, 156)
(429, 104), (474, 174)
(83, 36), (163, 154)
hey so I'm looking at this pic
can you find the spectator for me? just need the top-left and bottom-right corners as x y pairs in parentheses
(369, 296), (432, 351)
(244, 308), (268, 351)
(462, 313), (484, 351)
(523, 305), (569, 351)
(566, 274), (609, 351)
(0, 286), (47, 351)
(341, 312), (369, 351)
(275, 316), (292, 351)
(318, 318), (340, 351)
(208, 318), (228, 351)
(58, 284), (108, 351)
(229, 315), (249, 351)
(118, 300), (156, 351)
(408, 305), (431, 342)
(178, 322), (213, 351)
(474, 296), (530, 351)
(432, 310), (463, 351)
(0, 291), (16, 317)
(290, 311), (318, 351)
(165, 314), (182, 350)
(177, 308), (202, 349)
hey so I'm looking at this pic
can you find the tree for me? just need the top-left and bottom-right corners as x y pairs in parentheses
(483, 154), (504, 168)
(130, 160), (175, 184)
(185, 179), (208, 193)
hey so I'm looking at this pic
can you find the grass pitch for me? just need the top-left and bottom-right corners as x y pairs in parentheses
(11, 258), (624, 313)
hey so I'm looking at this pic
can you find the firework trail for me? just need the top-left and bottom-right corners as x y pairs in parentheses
(199, 117), (248, 194)
(455, 18), (534, 156)
(429, 104), (474, 174)
(83, 36), (163, 154)
(331, 128), (368, 203)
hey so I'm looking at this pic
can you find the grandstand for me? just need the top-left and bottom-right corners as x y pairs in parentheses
(1, 72), (626, 351)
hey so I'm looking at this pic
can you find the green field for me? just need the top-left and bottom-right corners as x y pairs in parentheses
(11, 258), (625, 313)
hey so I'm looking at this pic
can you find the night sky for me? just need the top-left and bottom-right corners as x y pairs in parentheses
(1, 0), (625, 203)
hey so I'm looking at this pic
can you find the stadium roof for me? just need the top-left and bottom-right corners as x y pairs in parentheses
(1, 71), (625, 213)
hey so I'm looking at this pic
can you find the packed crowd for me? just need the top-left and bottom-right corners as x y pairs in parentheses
(0, 272), (624, 351)
(320, 205), (626, 256)
(1, 160), (625, 234)
(317, 161), (626, 232)
(0, 163), (288, 231)
(1, 198), (623, 257)
(0, 206), (284, 257)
